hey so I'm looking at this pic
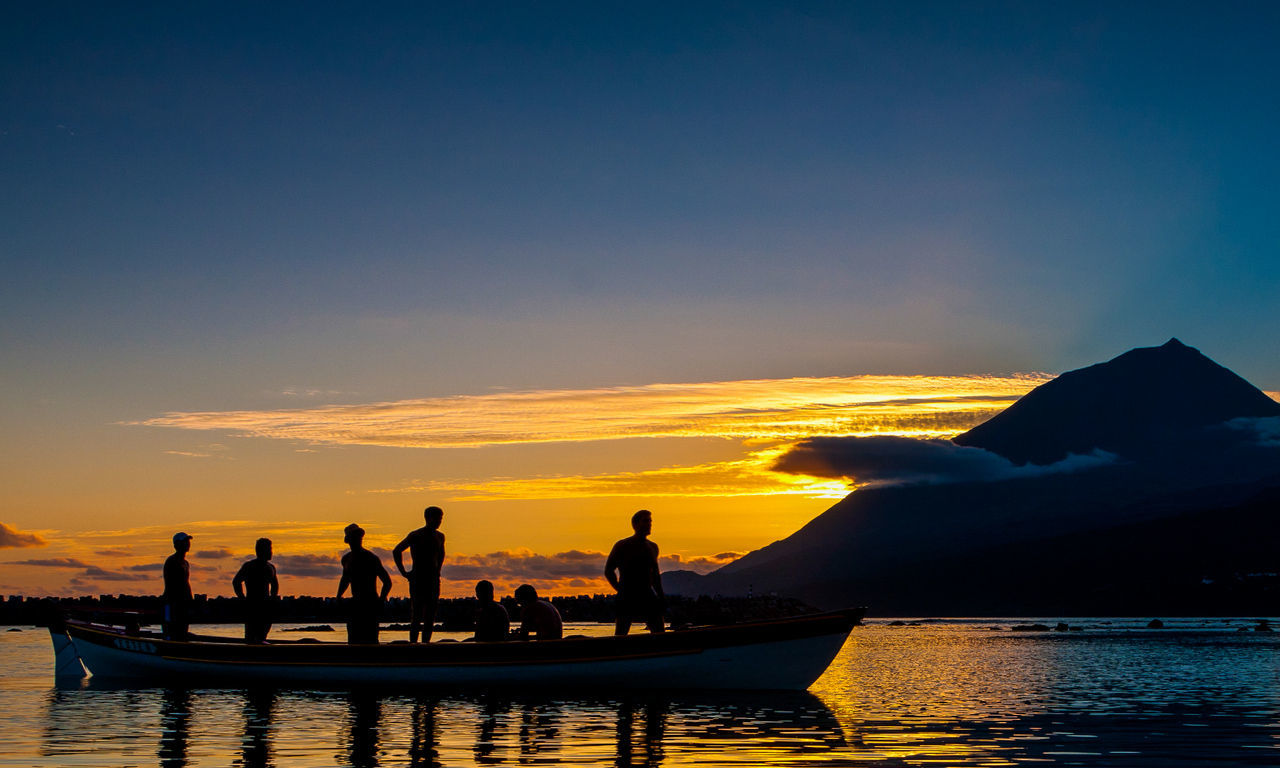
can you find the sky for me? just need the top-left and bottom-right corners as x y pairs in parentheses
(2, 2), (1278, 598)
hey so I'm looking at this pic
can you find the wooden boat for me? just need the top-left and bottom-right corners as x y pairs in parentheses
(49, 608), (863, 691)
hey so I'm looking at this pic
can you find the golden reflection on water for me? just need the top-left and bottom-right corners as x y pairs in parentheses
(41, 683), (848, 767)
(17, 620), (1280, 766)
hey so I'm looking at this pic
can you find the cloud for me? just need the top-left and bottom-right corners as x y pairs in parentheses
(774, 436), (1116, 487)
(13, 557), (152, 589)
(273, 553), (342, 579)
(195, 547), (237, 560)
(13, 557), (91, 568)
(75, 566), (151, 582)
(661, 552), (740, 573)
(372, 447), (850, 501)
(131, 374), (1048, 449)
(0, 522), (47, 549)
(444, 549), (608, 583)
(126, 563), (165, 572)
(1225, 416), (1280, 447)
(95, 548), (133, 557)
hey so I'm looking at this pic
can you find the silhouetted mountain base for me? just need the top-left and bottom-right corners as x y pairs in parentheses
(799, 487), (1280, 616)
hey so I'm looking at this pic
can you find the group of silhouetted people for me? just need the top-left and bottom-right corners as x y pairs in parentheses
(160, 506), (667, 645)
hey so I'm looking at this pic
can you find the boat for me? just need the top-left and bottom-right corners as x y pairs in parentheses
(49, 608), (863, 691)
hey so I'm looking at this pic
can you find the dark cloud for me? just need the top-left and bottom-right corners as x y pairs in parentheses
(1226, 416), (1280, 447)
(274, 553), (341, 579)
(77, 565), (150, 582)
(444, 550), (607, 582)
(0, 522), (46, 549)
(774, 436), (1115, 487)
(661, 552), (740, 573)
(126, 563), (164, 572)
(195, 547), (236, 560)
(13, 557), (91, 568)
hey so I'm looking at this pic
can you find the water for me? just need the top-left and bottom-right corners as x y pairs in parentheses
(2, 618), (1278, 766)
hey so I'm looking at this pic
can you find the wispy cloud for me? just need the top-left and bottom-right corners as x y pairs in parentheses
(774, 436), (1116, 487)
(133, 374), (1048, 449)
(374, 447), (852, 500)
(0, 522), (47, 549)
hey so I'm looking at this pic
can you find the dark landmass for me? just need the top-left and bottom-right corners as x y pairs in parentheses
(0, 592), (816, 629)
(666, 339), (1280, 615)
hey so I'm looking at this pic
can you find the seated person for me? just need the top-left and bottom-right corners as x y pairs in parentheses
(514, 584), (562, 640)
(473, 579), (510, 642)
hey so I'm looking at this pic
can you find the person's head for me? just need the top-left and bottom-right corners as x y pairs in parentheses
(424, 505), (444, 529)
(475, 580), (495, 602)
(172, 531), (193, 554)
(343, 523), (365, 547)
(631, 509), (652, 536)
(514, 584), (538, 605)
(255, 537), (272, 560)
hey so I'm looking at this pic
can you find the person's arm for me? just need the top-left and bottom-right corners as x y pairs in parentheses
(392, 536), (411, 579)
(377, 560), (392, 601)
(604, 543), (622, 592)
(435, 532), (445, 572)
(268, 564), (279, 598)
(337, 559), (350, 599)
(232, 564), (246, 599)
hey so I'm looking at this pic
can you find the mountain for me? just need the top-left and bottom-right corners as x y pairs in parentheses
(666, 340), (1280, 614)
(953, 338), (1280, 465)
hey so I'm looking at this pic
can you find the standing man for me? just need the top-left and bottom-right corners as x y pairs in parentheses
(163, 531), (194, 641)
(392, 506), (445, 643)
(232, 537), (279, 643)
(604, 509), (665, 635)
(337, 523), (392, 644)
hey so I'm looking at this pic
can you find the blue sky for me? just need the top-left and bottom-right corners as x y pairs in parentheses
(2, 2), (1279, 594)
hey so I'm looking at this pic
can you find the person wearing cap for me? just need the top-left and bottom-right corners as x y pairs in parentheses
(604, 509), (666, 635)
(392, 505), (446, 643)
(163, 532), (194, 641)
(232, 537), (279, 643)
(337, 523), (392, 644)
(514, 584), (563, 640)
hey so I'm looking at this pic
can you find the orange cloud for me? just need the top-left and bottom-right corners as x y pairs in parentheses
(373, 446), (854, 501)
(133, 374), (1047, 448)
(0, 522), (47, 549)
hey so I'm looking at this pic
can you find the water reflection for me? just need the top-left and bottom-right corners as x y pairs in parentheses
(615, 699), (666, 767)
(345, 691), (382, 768)
(40, 683), (846, 766)
(409, 697), (441, 768)
(238, 688), (277, 768)
(158, 687), (192, 768)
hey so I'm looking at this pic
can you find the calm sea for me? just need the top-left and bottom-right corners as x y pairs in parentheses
(2, 618), (1278, 767)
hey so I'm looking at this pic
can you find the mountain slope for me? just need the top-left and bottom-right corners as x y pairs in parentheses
(953, 338), (1280, 465)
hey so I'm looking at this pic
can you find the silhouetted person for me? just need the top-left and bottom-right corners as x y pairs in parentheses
(232, 538), (279, 643)
(473, 580), (510, 642)
(605, 510), (665, 635)
(514, 584), (562, 640)
(393, 506), (446, 643)
(338, 523), (392, 644)
(163, 532), (194, 641)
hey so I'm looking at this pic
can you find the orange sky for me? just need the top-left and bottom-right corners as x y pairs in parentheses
(1, 373), (1059, 598)
(3, 378), (1278, 598)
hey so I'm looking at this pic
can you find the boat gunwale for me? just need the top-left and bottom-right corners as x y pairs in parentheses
(62, 608), (864, 669)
